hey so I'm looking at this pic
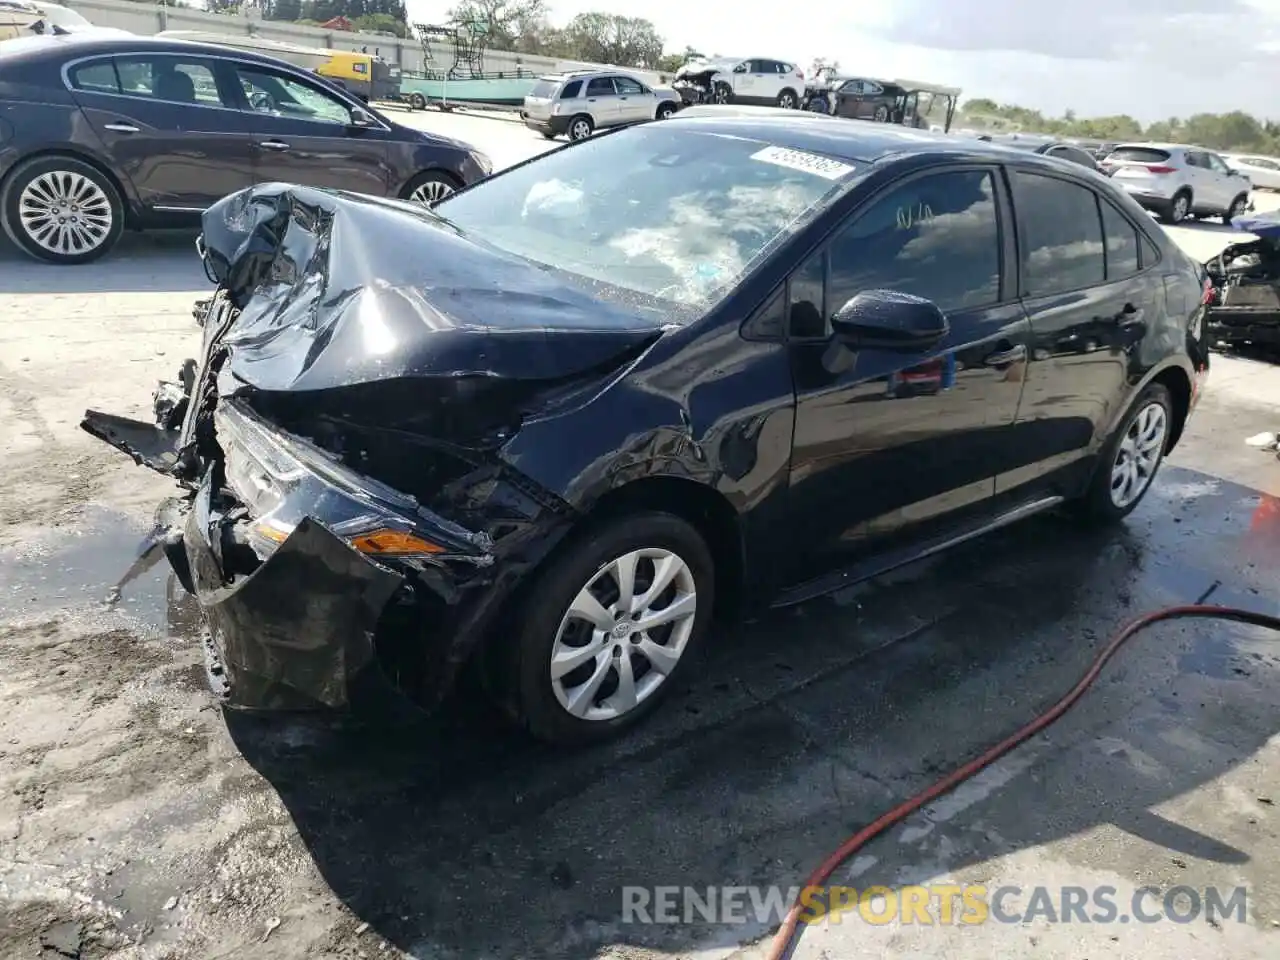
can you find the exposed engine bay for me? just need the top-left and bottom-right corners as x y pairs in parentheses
(1204, 212), (1280, 348)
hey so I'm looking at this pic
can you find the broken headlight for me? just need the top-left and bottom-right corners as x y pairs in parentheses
(215, 401), (451, 561)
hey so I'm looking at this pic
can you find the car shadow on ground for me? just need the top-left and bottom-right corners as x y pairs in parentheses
(0, 230), (210, 294)
(228, 465), (1280, 959)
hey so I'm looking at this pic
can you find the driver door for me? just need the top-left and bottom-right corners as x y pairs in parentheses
(785, 166), (1030, 580)
(228, 61), (393, 198)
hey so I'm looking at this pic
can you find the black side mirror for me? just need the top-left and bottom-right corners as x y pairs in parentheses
(830, 290), (948, 351)
(349, 107), (377, 128)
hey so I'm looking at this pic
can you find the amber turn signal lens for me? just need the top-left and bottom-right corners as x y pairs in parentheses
(348, 529), (445, 556)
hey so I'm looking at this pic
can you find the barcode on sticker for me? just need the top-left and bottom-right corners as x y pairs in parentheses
(750, 145), (855, 180)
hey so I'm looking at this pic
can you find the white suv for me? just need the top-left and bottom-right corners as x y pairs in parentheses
(1100, 143), (1252, 224)
(521, 71), (681, 142)
(672, 57), (806, 109)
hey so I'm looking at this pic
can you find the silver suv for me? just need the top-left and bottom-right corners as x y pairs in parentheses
(521, 71), (681, 142)
(1100, 143), (1252, 224)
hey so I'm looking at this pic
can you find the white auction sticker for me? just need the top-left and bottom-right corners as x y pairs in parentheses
(750, 145), (855, 180)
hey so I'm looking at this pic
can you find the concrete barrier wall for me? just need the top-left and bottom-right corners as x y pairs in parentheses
(62, 0), (667, 86)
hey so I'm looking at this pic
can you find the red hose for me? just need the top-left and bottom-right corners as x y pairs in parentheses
(766, 603), (1280, 960)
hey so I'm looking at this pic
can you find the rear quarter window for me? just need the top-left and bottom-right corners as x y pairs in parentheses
(529, 79), (559, 98)
(1107, 147), (1172, 164)
(68, 60), (119, 94)
(560, 79), (582, 99)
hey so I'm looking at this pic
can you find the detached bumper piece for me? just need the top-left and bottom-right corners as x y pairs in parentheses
(181, 480), (405, 711)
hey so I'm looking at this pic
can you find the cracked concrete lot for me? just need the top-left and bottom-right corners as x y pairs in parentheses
(1, 111), (1279, 960)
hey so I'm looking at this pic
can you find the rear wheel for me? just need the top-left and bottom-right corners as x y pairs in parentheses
(567, 114), (594, 141)
(497, 511), (715, 745)
(1072, 383), (1173, 522)
(656, 100), (677, 120)
(401, 170), (459, 207)
(1, 155), (124, 265)
(1164, 190), (1191, 224)
(407, 92), (427, 110)
(873, 104), (890, 122)
(777, 88), (798, 109)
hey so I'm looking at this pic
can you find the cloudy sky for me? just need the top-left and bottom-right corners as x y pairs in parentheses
(409, 0), (1280, 121)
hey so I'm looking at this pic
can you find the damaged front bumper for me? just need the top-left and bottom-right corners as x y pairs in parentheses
(82, 321), (495, 712)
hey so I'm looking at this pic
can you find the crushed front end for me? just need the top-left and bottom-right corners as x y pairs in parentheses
(1205, 213), (1280, 348)
(80, 183), (659, 714)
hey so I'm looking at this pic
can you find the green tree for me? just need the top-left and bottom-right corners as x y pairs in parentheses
(560, 12), (664, 68)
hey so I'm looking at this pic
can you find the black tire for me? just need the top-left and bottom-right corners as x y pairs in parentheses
(656, 100), (677, 120)
(1, 155), (124, 265)
(540, 130), (558, 139)
(498, 511), (715, 746)
(400, 169), (461, 207)
(1072, 383), (1173, 523)
(713, 81), (732, 105)
(567, 113), (594, 141)
(1163, 190), (1191, 224)
(777, 88), (798, 109)
(1224, 193), (1249, 223)
(407, 92), (427, 110)
(873, 104), (889, 122)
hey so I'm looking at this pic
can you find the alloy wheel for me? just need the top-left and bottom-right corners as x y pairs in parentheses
(1172, 195), (1189, 222)
(714, 86), (730, 104)
(17, 171), (113, 257)
(409, 179), (455, 205)
(779, 92), (796, 109)
(549, 547), (698, 722)
(571, 119), (591, 140)
(1110, 401), (1167, 509)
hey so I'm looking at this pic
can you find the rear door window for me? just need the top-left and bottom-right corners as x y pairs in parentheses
(112, 56), (228, 107)
(586, 77), (616, 96)
(1014, 172), (1106, 296)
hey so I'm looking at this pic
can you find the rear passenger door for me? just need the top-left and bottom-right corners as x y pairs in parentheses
(1006, 169), (1164, 493)
(786, 166), (1031, 576)
(66, 53), (256, 212)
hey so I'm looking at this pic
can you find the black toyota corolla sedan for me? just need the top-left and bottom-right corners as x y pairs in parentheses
(0, 33), (491, 264)
(83, 112), (1211, 745)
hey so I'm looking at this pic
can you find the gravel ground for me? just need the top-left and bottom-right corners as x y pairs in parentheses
(1, 112), (1278, 960)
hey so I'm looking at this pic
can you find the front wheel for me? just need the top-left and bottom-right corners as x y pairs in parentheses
(1072, 383), (1173, 522)
(497, 511), (715, 745)
(407, 92), (427, 110)
(1, 155), (124, 265)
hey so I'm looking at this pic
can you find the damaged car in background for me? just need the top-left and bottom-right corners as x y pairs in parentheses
(1205, 209), (1280, 350)
(83, 115), (1210, 746)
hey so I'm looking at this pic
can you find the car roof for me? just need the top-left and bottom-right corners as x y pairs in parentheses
(1110, 142), (1187, 152)
(663, 109), (1097, 167)
(0, 31), (325, 69)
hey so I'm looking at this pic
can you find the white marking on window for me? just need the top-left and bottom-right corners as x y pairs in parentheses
(750, 145), (855, 180)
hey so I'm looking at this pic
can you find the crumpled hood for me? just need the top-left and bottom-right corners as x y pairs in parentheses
(197, 183), (663, 394)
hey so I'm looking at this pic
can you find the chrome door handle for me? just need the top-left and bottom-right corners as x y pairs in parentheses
(103, 122), (139, 133)
(258, 140), (290, 151)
